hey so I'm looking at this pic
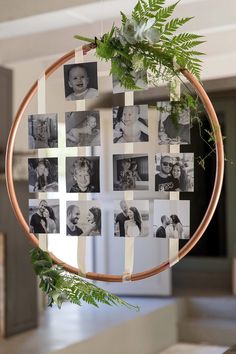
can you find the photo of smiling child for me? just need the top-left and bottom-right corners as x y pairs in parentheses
(64, 62), (98, 101)
(66, 156), (100, 193)
(113, 105), (149, 143)
(66, 110), (100, 147)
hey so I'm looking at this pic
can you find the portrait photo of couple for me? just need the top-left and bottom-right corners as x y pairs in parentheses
(155, 153), (194, 192)
(66, 201), (101, 236)
(153, 200), (190, 239)
(29, 199), (60, 234)
(157, 101), (191, 145)
(28, 158), (58, 192)
(114, 200), (149, 237)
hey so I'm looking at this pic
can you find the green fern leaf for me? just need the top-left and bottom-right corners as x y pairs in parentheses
(155, 1), (180, 26)
(161, 17), (193, 36)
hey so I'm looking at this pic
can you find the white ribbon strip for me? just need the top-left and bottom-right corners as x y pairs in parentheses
(123, 91), (135, 281)
(74, 47), (88, 275)
(75, 47), (86, 111)
(37, 74), (48, 251)
(168, 79), (181, 266)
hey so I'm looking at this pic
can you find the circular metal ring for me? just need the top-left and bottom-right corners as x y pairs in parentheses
(5, 48), (224, 282)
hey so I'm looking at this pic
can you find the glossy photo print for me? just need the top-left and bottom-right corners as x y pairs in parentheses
(113, 154), (149, 191)
(155, 153), (194, 192)
(65, 110), (100, 147)
(113, 105), (148, 143)
(114, 200), (149, 237)
(64, 62), (98, 101)
(157, 101), (190, 145)
(29, 199), (60, 234)
(153, 200), (190, 239)
(66, 200), (101, 236)
(66, 156), (100, 193)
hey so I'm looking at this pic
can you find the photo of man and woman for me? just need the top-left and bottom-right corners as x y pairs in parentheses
(155, 153), (194, 192)
(29, 199), (60, 234)
(157, 101), (191, 145)
(66, 156), (100, 193)
(153, 200), (190, 239)
(65, 110), (100, 147)
(66, 201), (101, 236)
(114, 200), (149, 237)
(64, 62), (98, 101)
(113, 104), (148, 143)
(28, 113), (58, 149)
(113, 154), (149, 191)
(28, 158), (58, 192)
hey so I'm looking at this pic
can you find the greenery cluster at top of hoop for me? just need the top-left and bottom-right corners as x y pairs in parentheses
(75, 0), (205, 89)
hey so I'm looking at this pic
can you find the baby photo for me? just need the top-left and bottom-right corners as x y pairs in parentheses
(66, 201), (101, 237)
(112, 69), (147, 94)
(153, 200), (190, 239)
(29, 199), (60, 234)
(113, 154), (149, 191)
(28, 113), (58, 149)
(28, 158), (58, 192)
(64, 62), (98, 101)
(157, 101), (191, 145)
(65, 110), (100, 147)
(114, 199), (149, 237)
(66, 156), (100, 193)
(155, 153), (194, 192)
(113, 104), (149, 143)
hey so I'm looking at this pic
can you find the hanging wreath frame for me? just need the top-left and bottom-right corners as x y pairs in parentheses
(5, 46), (224, 282)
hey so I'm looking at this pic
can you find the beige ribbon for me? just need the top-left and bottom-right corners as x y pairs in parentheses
(168, 76), (181, 266)
(37, 74), (48, 251)
(74, 47), (88, 277)
(122, 91), (135, 281)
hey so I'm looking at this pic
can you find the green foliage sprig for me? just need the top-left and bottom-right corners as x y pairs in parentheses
(30, 247), (139, 310)
(75, 0), (205, 89)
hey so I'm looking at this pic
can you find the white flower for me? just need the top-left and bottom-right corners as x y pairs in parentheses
(120, 17), (160, 45)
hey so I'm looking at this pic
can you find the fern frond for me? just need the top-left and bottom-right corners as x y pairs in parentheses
(155, 1), (180, 26)
(171, 32), (205, 44)
(160, 17), (193, 36)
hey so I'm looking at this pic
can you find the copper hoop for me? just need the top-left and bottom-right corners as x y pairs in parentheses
(5, 48), (224, 282)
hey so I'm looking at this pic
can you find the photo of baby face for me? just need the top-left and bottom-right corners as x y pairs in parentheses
(73, 166), (91, 191)
(68, 66), (89, 95)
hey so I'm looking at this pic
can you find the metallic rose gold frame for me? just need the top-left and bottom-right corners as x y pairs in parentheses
(5, 47), (224, 282)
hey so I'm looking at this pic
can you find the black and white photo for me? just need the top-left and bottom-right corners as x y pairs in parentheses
(28, 158), (58, 192)
(65, 110), (100, 147)
(64, 62), (98, 101)
(28, 113), (58, 149)
(66, 201), (101, 236)
(113, 105), (148, 143)
(113, 154), (149, 191)
(153, 200), (190, 239)
(29, 199), (60, 234)
(66, 156), (100, 193)
(114, 200), (149, 237)
(157, 101), (190, 145)
(112, 70), (147, 94)
(155, 153), (194, 192)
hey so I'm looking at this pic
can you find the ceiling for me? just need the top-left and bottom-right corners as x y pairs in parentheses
(0, 0), (236, 79)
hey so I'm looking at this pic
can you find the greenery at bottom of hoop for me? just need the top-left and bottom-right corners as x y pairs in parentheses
(30, 248), (139, 311)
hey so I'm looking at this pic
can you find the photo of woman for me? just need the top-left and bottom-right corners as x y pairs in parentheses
(124, 207), (142, 237)
(87, 207), (101, 236)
